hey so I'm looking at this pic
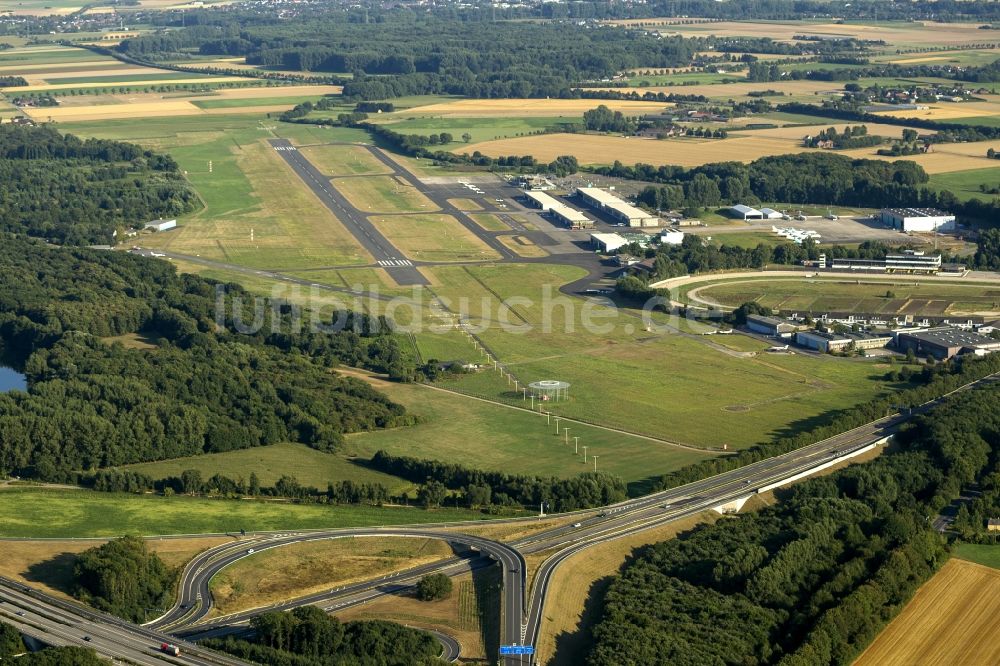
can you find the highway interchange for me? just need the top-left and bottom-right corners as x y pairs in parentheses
(4, 400), (945, 665)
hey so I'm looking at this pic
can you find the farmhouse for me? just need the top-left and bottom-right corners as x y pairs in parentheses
(729, 204), (764, 220)
(880, 207), (956, 233)
(577, 187), (660, 227)
(144, 219), (177, 232)
(895, 327), (1000, 360)
(590, 232), (629, 253)
(746, 314), (799, 338)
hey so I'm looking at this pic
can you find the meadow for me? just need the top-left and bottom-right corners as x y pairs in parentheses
(300, 144), (394, 177)
(928, 167), (1000, 202)
(420, 263), (905, 450)
(339, 371), (716, 491)
(125, 442), (414, 494)
(0, 487), (497, 538)
(368, 214), (500, 263)
(854, 558), (1000, 666)
(333, 175), (440, 214)
(372, 115), (564, 149)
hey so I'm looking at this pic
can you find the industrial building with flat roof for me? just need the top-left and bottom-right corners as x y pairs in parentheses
(795, 330), (892, 353)
(577, 187), (660, 227)
(895, 327), (1000, 360)
(590, 232), (629, 253)
(523, 191), (564, 211)
(746, 314), (800, 338)
(880, 207), (956, 233)
(523, 191), (592, 228)
(729, 204), (764, 220)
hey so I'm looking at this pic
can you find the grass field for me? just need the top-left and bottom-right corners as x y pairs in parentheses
(0, 487), (499, 538)
(854, 558), (1000, 666)
(123, 442), (414, 494)
(333, 175), (440, 214)
(467, 213), (511, 231)
(953, 543), (1000, 569)
(298, 144), (393, 177)
(209, 536), (453, 614)
(404, 98), (669, 117)
(928, 167), (1000, 202)
(340, 371), (715, 490)
(691, 277), (1000, 316)
(368, 214), (500, 263)
(134, 127), (372, 269)
(497, 234), (548, 258)
(416, 263), (905, 450)
(374, 115), (563, 149)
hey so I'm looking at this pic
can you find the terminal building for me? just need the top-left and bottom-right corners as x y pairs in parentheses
(577, 188), (660, 227)
(895, 327), (1000, 360)
(880, 208), (956, 233)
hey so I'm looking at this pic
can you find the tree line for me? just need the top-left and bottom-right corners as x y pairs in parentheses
(0, 124), (197, 245)
(369, 450), (626, 511)
(0, 235), (417, 481)
(88, 468), (391, 506)
(0, 624), (103, 666)
(588, 379), (1000, 665)
(203, 607), (446, 666)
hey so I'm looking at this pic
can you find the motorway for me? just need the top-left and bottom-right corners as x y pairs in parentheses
(7, 372), (990, 665)
(149, 408), (912, 664)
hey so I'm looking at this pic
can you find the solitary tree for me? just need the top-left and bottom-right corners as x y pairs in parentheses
(416, 573), (453, 601)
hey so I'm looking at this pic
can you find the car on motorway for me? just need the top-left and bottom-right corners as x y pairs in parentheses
(15, 611), (24, 617)
(246, 548), (255, 554)
(744, 480), (752, 485)
(572, 522), (582, 528)
(83, 636), (92, 642)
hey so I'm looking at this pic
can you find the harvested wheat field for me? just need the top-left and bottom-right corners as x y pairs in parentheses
(638, 20), (994, 48)
(586, 79), (843, 99)
(462, 132), (806, 167)
(875, 101), (1000, 122)
(854, 558), (1000, 666)
(5, 76), (246, 93)
(407, 98), (670, 117)
(23, 100), (205, 121)
(841, 141), (999, 174)
(732, 121), (923, 140)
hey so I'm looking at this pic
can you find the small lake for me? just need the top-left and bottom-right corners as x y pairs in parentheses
(0, 366), (26, 392)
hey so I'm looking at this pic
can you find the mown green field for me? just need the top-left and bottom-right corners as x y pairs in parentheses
(192, 95), (330, 109)
(0, 487), (496, 538)
(45, 72), (216, 85)
(373, 116), (563, 150)
(422, 264), (906, 450)
(953, 543), (1000, 569)
(124, 442), (414, 494)
(929, 167), (1000, 201)
(340, 374), (716, 490)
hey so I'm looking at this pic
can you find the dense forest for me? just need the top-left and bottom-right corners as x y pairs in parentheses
(0, 235), (416, 481)
(203, 607), (446, 666)
(587, 381), (1000, 665)
(118, 19), (697, 99)
(0, 124), (197, 245)
(73, 536), (175, 623)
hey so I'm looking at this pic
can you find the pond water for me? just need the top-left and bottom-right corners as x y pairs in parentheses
(0, 366), (26, 392)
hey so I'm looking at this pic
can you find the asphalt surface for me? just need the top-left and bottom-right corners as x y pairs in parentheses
(268, 138), (428, 286)
(0, 577), (249, 666)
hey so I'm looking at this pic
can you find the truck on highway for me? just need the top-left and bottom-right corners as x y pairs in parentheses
(160, 643), (180, 656)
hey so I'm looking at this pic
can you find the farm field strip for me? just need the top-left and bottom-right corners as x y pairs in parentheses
(854, 558), (1000, 666)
